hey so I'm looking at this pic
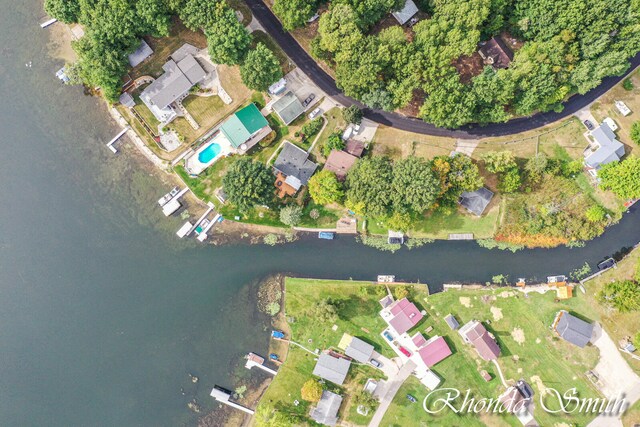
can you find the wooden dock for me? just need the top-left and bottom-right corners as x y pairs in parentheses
(210, 386), (254, 415)
(106, 127), (129, 153)
(40, 18), (57, 28)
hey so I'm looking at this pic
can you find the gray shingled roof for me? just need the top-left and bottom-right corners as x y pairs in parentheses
(128, 39), (153, 67)
(345, 337), (374, 363)
(459, 188), (494, 216)
(585, 123), (625, 169)
(274, 142), (318, 186)
(392, 0), (419, 24)
(176, 55), (206, 85)
(272, 91), (305, 125)
(555, 311), (593, 348)
(444, 314), (460, 330)
(310, 390), (343, 426)
(312, 353), (351, 385)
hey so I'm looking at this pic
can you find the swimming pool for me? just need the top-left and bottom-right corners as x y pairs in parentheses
(198, 142), (221, 163)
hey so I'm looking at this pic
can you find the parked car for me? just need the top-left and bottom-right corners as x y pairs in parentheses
(383, 331), (394, 342)
(583, 120), (594, 130)
(303, 94), (316, 108)
(399, 346), (412, 357)
(354, 123), (361, 133)
(516, 380), (534, 399)
(308, 107), (321, 119)
(406, 394), (417, 403)
(271, 330), (285, 339)
(370, 359), (382, 368)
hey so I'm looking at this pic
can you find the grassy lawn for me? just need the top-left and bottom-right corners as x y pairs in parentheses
(312, 107), (346, 161)
(298, 200), (341, 229)
(373, 126), (456, 161)
(623, 399), (640, 426)
(590, 67), (640, 157)
(174, 156), (237, 205)
(256, 279), (430, 426)
(381, 288), (601, 427)
(582, 245), (640, 375)
(251, 30), (296, 75)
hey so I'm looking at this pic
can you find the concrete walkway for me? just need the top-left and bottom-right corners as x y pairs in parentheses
(368, 360), (416, 427)
(587, 323), (640, 427)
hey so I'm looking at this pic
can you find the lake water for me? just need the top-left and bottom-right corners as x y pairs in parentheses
(1, 2), (640, 426)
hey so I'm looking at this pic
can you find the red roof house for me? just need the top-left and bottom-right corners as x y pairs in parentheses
(388, 298), (423, 335)
(412, 332), (428, 348)
(417, 336), (452, 367)
(458, 320), (500, 361)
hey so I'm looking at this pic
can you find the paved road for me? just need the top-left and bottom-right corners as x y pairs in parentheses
(245, 0), (640, 139)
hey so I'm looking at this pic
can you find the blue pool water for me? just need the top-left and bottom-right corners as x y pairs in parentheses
(198, 142), (222, 163)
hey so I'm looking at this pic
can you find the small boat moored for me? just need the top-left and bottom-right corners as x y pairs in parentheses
(318, 231), (335, 240)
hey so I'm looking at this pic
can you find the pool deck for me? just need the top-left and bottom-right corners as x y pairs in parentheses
(184, 131), (234, 175)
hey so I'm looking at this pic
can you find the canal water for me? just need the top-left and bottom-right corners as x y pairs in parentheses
(1, 2), (639, 426)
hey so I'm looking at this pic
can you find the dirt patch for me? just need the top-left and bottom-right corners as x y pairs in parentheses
(257, 274), (284, 316)
(536, 338), (542, 344)
(453, 52), (484, 84)
(499, 291), (516, 298)
(490, 306), (503, 321)
(530, 375), (548, 395)
(481, 295), (497, 304)
(511, 327), (525, 345)
(459, 297), (473, 308)
(47, 23), (77, 63)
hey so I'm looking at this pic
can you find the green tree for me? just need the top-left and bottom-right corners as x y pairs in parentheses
(391, 156), (440, 213)
(136, 0), (172, 37)
(599, 156), (640, 199)
(205, 3), (252, 65)
(597, 280), (640, 312)
(309, 298), (339, 323)
(179, 0), (221, 30)
(254, 404), (295, 427)
(240, 43), (283, 91)
(482, 151), (517, 174)
(361, 89), (395, 111)
(498, 167), (522, 193)
(631, 121), (640, 145)
(308, 170), (344, 205)
(300, 379), (323, 402)
(394, 285), (409, 299)
(343, 105), (363, 125)
(346, 157), (393, 217)
(279, 205), (303, 226)
(222, 158), (274, 212)
(384, 211), (412, 232)
(525, 153), (549, 183)
(353, 390), (378, 412)
(44, 0), (80, 23)
(585, 205), (607, 222)
(322, 132), (345, 156)
(273, 0), (317, 30)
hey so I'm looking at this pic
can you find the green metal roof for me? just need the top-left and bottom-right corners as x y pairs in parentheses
(220, 103), (268, 148)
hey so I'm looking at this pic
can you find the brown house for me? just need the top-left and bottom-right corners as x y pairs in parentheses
(478, 37), (514, 69)
(458, 320), (501, 361)
(324, 150), (358, 180)
(345, 139), (365, 158)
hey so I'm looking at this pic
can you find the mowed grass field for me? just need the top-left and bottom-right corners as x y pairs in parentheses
(380, 288), (601, 427)
(255, 279), (430, 426)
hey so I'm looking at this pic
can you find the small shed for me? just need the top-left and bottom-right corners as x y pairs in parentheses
(459, 188), (494, 216)
(444, 314), (460, 330)
(388, 230), (405, 244)
(128, 39), (153, 67)
(119, 92), (135, 108)
(392, 0), (419, 25)
(478, 37), (514, 69)
(418, 370), (441, 390)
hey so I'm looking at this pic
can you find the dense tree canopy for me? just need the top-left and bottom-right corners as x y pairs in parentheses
(599, 156), (640, 200)
(273, 0), (319, 31)
(205, 3), (252, 65)
(345, 157), (393, 217)
(311, 0), (640, 128)
(391, 156), (440, 213)
(223, 158), (274, 212)
(308, 170), (344, 205)
(44, 0), (81, 23)
(240, 43), (284, 91)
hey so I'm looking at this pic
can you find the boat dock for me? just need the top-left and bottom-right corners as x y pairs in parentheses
(106, 127), (129, 153)
(245, 352), (278, 376)
(210, 386), (255, 415)
(161, 187), (189, 217)
(185, 203), (215, 237)
(40, 18), (57, 28)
